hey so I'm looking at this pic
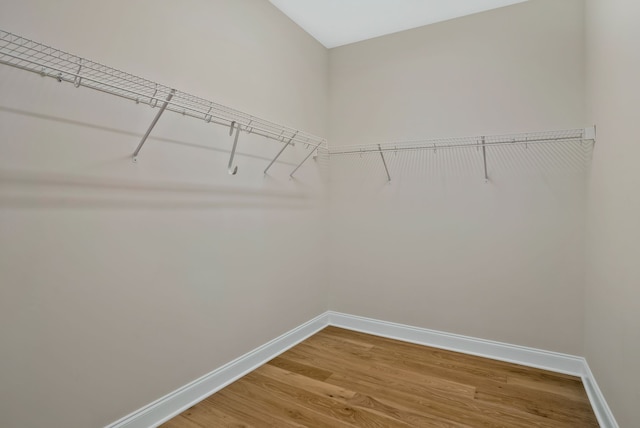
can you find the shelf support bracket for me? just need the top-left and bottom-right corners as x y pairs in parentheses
(264, 131), (298, 175)
(482, 136), (489, 182)
(132, 88), (176, 162)
(290, 144), (320, 178)
(228, 122), (241, 175)
(378, 144), (391, 182)
(584, 125), (597, 143)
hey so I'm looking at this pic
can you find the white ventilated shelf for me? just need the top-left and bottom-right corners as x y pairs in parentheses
(0, 29), (326, 177)
(326, 127), (596, 182)
(327, 128), (594, 155)
(1, 29), (596, 183)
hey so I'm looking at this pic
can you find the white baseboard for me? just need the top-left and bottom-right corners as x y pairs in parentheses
(328, 311), (585, 376)
(105, 312), (329, 428)
(106, 310), (618, 428)
(581, 362), (619, 428)
(328, 311), (618, 428)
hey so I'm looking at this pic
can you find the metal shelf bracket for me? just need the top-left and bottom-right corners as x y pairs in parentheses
(378, 144), (391, 182)
(132, 89), (176, 162)
(290, 144), (321, 179)
(264, 131), (298, 175)
(481, 136), (488, 183)
(228, 122), (241, 175)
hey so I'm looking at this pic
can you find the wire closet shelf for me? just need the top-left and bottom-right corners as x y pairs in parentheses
(325, 127), (596, 182)
(326, 128), (593, 155)
(0, 29), (327, 176)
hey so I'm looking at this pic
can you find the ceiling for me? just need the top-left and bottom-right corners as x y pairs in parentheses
(269, 0), (528, 49)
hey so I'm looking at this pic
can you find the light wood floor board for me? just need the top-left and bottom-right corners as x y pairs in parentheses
(161, 327), (598, 427)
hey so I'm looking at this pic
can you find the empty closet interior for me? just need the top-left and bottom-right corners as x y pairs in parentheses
(0, 0), (637, 427)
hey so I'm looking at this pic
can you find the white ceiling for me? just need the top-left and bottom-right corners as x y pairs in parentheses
(269, 0), (528, 49)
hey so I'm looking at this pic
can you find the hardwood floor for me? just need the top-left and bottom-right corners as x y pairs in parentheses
(161, 327), (599, 427)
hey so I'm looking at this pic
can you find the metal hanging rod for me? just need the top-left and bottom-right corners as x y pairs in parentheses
(0, 29), (327, 168)
(328, 128), (594, 156)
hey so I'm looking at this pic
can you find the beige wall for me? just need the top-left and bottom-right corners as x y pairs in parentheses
(328, 0), (586, 147)
(0, 1), (328, 427)
(328, 0), (588, 355)
(3, 0), (635, 426)
(584, 0), (640, 426)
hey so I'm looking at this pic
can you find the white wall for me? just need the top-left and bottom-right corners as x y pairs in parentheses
(328, 0), (588, 355)
(0, 1), (328, 427)
(584, 0), (640, 426)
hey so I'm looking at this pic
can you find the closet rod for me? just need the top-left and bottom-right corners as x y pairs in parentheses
(0, 30), (327, 154)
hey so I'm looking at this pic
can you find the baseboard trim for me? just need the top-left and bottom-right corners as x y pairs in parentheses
(327, 311), (617, 428)
(105, 312), (329, 428)
(106, 311), (617, 428)
(581, 362), (619, 428)
(328, 311), (585, 376)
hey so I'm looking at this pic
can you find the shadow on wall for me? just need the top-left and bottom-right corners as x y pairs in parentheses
(0, 169), (316, 210)
(0, 106), (299, 166)
(0, 104), (329, 210)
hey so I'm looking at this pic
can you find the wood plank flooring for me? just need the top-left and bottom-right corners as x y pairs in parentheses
(161, 327), (598, 427)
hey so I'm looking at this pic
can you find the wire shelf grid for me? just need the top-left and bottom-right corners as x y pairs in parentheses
(327, 128), (592, 156)
(0, 30), (327, 149)
(1, 30), (595, 181)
